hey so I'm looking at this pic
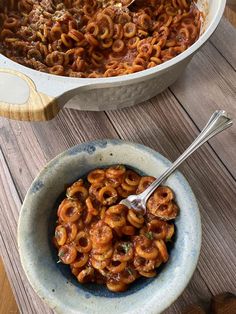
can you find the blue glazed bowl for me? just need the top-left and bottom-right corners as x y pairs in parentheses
(18, 139), (201, 314)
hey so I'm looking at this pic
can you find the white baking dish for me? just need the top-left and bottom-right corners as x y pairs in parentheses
(0, 0), (226, 121)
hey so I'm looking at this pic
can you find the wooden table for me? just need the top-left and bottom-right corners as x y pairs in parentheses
(0, 17), (236, 314)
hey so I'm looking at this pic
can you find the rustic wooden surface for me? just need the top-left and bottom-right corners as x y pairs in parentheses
(0, 12), (236, 314)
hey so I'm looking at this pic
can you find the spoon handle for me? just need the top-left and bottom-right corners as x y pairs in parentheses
(141, 110), (233, 203)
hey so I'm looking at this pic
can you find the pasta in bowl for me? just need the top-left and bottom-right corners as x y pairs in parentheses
(18, 139), (201, 314)
(54, 165), (179, 292)
(0, 0), (202, 78)
(0, 0), (226, 118)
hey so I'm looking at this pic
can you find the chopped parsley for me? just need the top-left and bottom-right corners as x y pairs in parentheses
(127, 268), (133, 276)
(55, 230), (60, 239)
(145, 231), (153, 240)
(121, 242), (131, 254)
(58, 249), (66, 258)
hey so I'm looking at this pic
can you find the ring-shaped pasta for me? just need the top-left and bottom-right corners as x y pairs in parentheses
(106, 281), (127, 292)
(124, 22), (136, 38)
(4, 17), (18, 29)
(127, 36), (140, 49)
(90, 221), (113, 245)
(138, 270), (156, 277)
(49, 65), (64, 75)
(61, 33), (73, 48)
(138, 13), (152, 30)
(105, 213), (126, 228)
(113, 241), (134, 262)
(58, 199), (82, 223)
(147, 61), (156, 68)
(98, 186), (118, 205)
(72, 252), (89, 268)
(58, 245), (77, 264)
(91, 51), (104, 62)
(64, 222), (78, 243)
(85, 33), (99, 46)
(155, 239), (169, 262)
(153, 186), (174, 205)
(112, 39), (125, 53)
(68, 29), (84, 42)
(147, 219), (167, 241)
(45, 51), (64, 66)
(93, 247), (113, 261)
(113, 23), (123, 39)
(124, 170), (140, 186)
(55, 225), (67, 246)
(99, 26), (110, 39)
(101, 38), (113, 49)
(86, 197), (99, 215)
(121, 225), (136, 236)
(136, 176), (155, 194)
(74, 231), (92, 253)
(120, 269), (137, 284)
(89, 182), (104, 199)
(92, 242), (112, 254)
(77, 267), (94, 283)
(67, 181), (88, 201)
(91, 257), (110, 270)
(86, 22), (99, 36)
(128, 209), (144, 225)
(133, 255), (155, 272)
(121, 180), (137, 192)
(107, 260), (127, 273)
(106, 165), (126, 178)
(136, 244), (159, 260)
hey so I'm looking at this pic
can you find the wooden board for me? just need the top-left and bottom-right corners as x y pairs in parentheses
(0, 17), (236, 314)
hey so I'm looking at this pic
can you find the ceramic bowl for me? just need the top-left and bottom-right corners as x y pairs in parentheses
(18, 139), (201, 314)
(0, 0), (226, 120)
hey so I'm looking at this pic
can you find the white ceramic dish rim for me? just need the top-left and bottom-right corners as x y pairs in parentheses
(17, 139), (202, 314)
(0, 0), (226, 95)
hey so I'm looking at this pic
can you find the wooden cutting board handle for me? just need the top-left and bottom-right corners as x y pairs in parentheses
(0, 68), (60, 121)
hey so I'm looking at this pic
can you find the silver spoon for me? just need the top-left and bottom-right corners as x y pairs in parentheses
(120, 110), (233, 213)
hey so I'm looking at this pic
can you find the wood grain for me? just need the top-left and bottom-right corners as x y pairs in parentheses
(0, 68), (59, 121)
(0, 257), (19, 314)
(0, 15), (235, 314)
(0, 147), (54, 314)
(170, 36), (236, 179)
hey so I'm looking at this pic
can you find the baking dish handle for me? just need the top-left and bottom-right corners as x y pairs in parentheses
(0, 68), (60, 121)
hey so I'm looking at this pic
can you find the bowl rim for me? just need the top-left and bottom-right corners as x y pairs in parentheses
(0, 0), (226, 89)
(18, 139), (202, 314)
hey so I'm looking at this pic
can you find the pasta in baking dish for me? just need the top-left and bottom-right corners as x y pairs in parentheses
(0, 0), (202, 77)
(53, 165), (179, 292)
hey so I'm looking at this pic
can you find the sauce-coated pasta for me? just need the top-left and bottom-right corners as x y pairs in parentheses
(53, 165), (179, 292)
(0, 0), (202, 77)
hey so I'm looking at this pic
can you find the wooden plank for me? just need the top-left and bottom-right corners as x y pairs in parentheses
(0, 110), (119, 314)
(0, 147), (54, 314)
(0, 257), (19, 314)
(224, 6), (236, 28)
(0, 12), (235, 314)
(0, 107), (212, 314)
(170, 40), (236, 179)
(210, 18), (236, 70)
(106, 90), (236, 309)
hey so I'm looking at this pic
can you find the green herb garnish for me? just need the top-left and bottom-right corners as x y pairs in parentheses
(55, 230), (60, 239)
(121, 242), (131, 254)
(127, 268), (133, 276)
(145, 231), (153, 240)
